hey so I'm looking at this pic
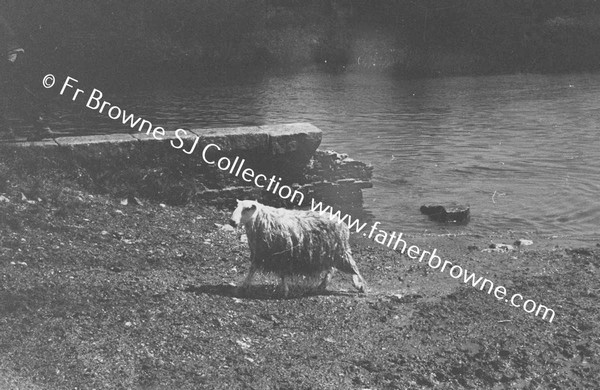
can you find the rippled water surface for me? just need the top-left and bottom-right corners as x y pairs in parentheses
(56, 72), (600, 238)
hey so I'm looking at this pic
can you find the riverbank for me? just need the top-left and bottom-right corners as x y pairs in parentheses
(1, 158), (599, 389)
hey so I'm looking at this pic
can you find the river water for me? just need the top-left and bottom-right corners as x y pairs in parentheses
(56, 72), (600, 239)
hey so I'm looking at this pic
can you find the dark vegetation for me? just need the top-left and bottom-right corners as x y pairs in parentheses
(3, 0), (600, 87)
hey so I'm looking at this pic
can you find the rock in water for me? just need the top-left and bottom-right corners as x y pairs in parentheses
(420, 203), (470, 224)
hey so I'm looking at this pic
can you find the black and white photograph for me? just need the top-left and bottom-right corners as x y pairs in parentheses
(1, 1), (599, 388)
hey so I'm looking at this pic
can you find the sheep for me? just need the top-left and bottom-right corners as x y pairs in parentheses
(229, 199), (367, 297)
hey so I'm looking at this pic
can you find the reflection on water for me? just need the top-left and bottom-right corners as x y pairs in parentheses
(53, 72), (600, 238)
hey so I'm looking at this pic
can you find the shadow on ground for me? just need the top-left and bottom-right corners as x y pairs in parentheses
(184, 283), (359, 300)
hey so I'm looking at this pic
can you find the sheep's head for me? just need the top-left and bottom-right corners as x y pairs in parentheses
(229, 199), (259, 227)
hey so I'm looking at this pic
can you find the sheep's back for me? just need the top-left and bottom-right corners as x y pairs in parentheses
(247, 207), (349, 275)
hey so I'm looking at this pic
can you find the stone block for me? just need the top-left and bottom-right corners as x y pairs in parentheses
(260, 123), (322, 157)
(132, 129), (200, 164)
(55, 134), (136, 147)
(190, 126), (269, 154)
(6, 139), (59, 148)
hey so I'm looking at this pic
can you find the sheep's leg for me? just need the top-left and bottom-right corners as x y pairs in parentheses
(352, 273), (367, 293)
(241, 263), (258, 289)
(279, 275), (290, 298)
(318, 268), (335, 291)
(344, 252), (368, 294)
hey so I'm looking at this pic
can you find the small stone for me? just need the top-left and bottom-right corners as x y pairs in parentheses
(213, 318), (225, 327)
(131, 196), (143, 206)
(101, 230), (109, 236)
(0, 195), (9, 203)
(240, 234), (248, 243)
(21, 193), (35, 204)
(236, 339), (251, 349)
(514, 239), (533, 246)
(482, 243), (514, 253)
(125, 321), (132, 327)
(390, 294), (404, 302)
(221, 224), (235, 232)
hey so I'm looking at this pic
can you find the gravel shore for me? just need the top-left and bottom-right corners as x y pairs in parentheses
(1, 170), (599, 389)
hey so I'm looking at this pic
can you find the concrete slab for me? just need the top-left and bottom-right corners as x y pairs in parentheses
(259, 123), (322, 156)
(260, 123), (322, 137)
(189, 126), (269, 153)
(131, 130), (194, 143)
(55, 134), (136, 146)
(3, 139), (59, 148)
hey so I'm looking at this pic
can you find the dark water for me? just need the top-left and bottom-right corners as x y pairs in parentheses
(53, 72), (600, 239)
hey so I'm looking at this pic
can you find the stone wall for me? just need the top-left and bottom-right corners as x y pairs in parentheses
(295, 150), (373, 214)
(0, 123), (372, 212)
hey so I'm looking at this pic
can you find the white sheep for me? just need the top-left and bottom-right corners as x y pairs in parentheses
(229, 199), (367, 297)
